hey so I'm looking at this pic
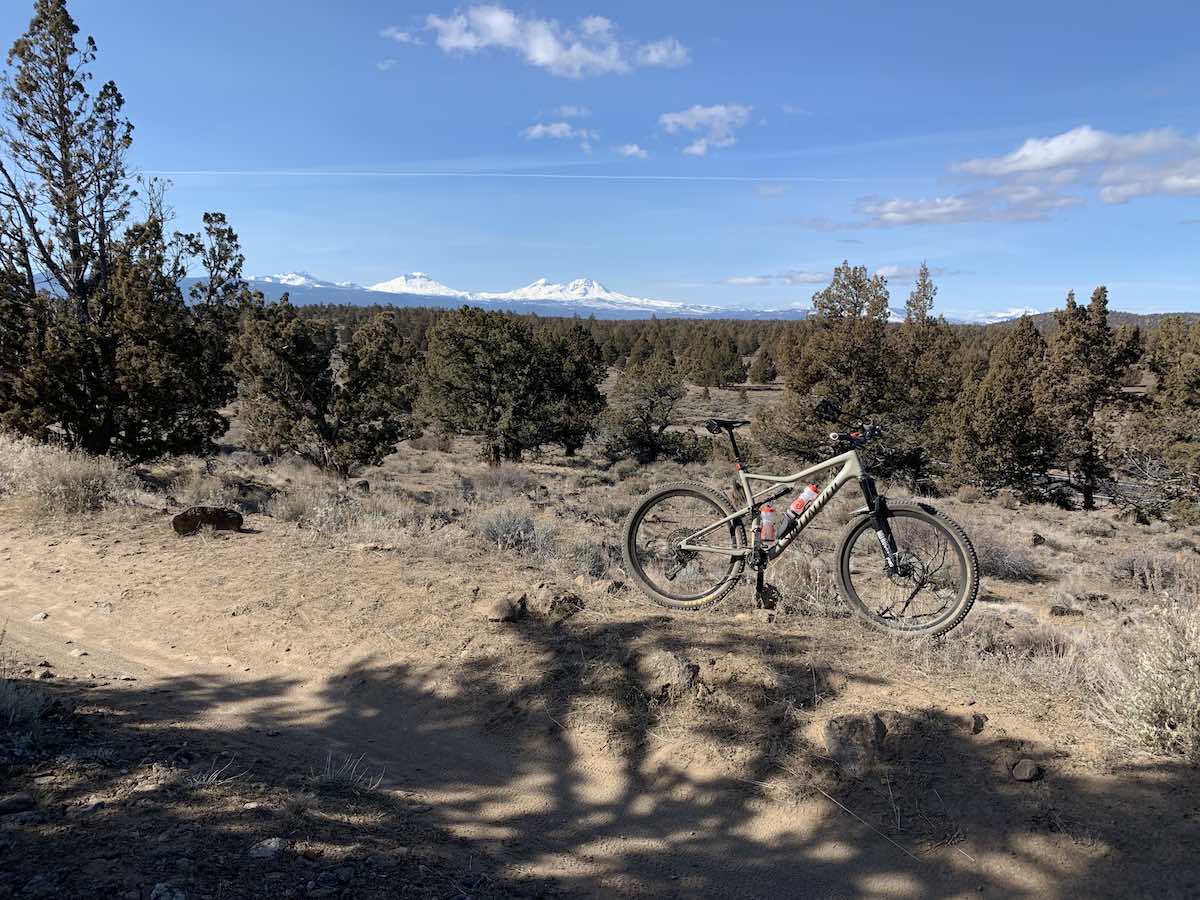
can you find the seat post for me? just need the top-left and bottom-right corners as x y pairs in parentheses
(727, 428), (745, 468)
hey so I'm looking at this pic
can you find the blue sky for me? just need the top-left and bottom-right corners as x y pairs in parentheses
(5, 0), (1198, 316)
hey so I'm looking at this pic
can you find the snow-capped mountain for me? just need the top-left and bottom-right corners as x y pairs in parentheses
(238, 269), (1042, 323)
(476, 277), (719, 314)
(254, 271), (363, 290)
(368, 272), (471, 298)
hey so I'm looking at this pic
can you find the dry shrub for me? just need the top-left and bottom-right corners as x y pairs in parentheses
(956, 484), (982, 504)
(1108, 549), (1197, 595)
(460, 466), (535, 501)
(0, 628), (49, 733)
(1072, 517), (1116, 538)
(771, 553), (848, 618)
(472, 500), (559, 563)
(567, 532), (620, 578)
(971, 524), (1046, 582)
(1098, 603), (1200, 761)
(0, 432), (135, 514)
(408, 432), (453, 452)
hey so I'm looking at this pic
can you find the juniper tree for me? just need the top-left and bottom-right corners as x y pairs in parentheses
(0, 0), (241, 458)
(952, 316), (1052, 493)
(1035, 287), (1140, 509)
(418, 307), (541, 466)
(747, 346), (777, 384)
(534, 321), (606, 456)
(685, 330), (746, 387)
(234, 301), (418, 475)
(601, 353), (687, 462)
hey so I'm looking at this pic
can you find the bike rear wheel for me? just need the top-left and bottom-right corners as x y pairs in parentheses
(835, 501), (978, 636)
(622, 481), (747, 610)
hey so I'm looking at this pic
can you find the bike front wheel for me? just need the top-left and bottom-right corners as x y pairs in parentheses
(835, 501), (978, 636)
(622, 481), (748, 610)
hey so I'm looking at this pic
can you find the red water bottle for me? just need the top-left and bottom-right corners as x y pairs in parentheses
(777, 483), (819, 542)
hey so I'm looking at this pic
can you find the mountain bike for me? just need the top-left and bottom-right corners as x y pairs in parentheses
(621, 403), (978, 636)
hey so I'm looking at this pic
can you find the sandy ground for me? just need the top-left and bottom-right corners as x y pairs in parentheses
(2, 504), (1199, 899)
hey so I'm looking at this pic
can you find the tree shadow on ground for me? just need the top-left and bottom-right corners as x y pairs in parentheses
(3, 610), (1199, 899)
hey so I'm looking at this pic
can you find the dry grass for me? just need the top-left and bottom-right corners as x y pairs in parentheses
(970, 523), (1047, 582)
(0, 432), (137, 514)
(0, 627), (49, 734)
(471, 500), (559, 563)
(310, 750), (385, 793)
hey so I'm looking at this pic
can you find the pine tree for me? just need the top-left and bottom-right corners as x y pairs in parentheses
(952, 316), (1052, 492)
(1035, 288), (1140, 509)
(888, 264), (962, 488)
(758, 262), (892, 462)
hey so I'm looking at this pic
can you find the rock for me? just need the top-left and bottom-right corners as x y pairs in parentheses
(529, 583), (584, 623)
(150, 884), (186, 900)
(70, 648), (89, 657)
(1012, 759), (1043, 781)
(634, 649), (697, 701)
(1030, 532), (1046, 546)
(482, 593), (526, 623)
(29, 612), (48, 622)
(172, 506), (243, 536)
(0, 793), (35, 816)
(352, 479), (370, 495)
(34, 669), (53, 680)
(249, 836), (289, 859)
(1049, 605), (1083, 617)
(36, 659), (51, 667)
(971, 713), (989, 735)
(823, 713), (888, 777)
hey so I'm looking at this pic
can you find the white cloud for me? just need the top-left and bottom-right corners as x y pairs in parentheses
(422, 6), (689, 78)
(376, 58), (399, 71)
(1098, 158), (1200, 203)
(874, 264), (946, 280)
(955, 125), (1186, 176)
(781, 104), (812, 116)
(636, 37), (689, 68)
(522, 120), (594, 152)
(659, 103), (752, 156)
(553, 104), (590, 118)
(380, 26), (421, 45)
(618, 143), (648, 159)
(756, 183), (787, 197)
(860, 184), (1081, 227)
(725, 270), (830, 287)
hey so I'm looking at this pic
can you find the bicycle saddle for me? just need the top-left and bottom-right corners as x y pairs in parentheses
(704, 418), (751, 434)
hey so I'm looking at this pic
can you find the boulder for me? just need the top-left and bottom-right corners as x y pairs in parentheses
(482, 594), (526, 623)
(1012, 758), (1044, 782)
(634, 649), (697, 702)
(248, 837), (289, 859)
(529, 583), (585, 623)
(172, 506), (243, 536)
(1049, 604), (1083, 617)
(823, 713), (888, 777)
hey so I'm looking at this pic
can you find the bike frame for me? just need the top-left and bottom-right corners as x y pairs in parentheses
(679, 449), (898, 567)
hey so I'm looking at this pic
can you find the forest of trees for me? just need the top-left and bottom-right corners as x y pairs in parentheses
(0, 0), (1196, 521)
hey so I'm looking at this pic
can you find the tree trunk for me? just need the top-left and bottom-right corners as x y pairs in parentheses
(487, 443), (501, 467)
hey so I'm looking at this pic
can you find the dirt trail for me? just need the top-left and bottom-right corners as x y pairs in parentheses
(2, 507), (1197, 898)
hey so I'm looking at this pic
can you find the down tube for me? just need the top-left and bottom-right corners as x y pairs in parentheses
(769, 462), (856, 556)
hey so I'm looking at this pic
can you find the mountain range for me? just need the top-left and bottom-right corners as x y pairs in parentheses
(228, 270), (1024, 323)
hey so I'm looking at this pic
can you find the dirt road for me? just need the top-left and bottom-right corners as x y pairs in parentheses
(2, 508), (1197, 898)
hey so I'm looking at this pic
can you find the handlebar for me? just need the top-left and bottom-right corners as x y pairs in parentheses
(829, 423), (883, 447)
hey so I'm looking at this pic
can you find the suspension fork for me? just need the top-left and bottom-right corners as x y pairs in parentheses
(859, 475), (900, 571)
